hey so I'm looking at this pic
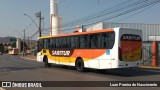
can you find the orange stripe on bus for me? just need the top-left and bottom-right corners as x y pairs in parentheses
(71, 49), (106, 59)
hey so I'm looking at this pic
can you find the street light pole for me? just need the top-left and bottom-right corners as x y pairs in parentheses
(24, 14), (39, 28)
(24, 12), (42, 37)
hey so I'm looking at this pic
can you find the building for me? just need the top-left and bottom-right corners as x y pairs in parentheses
(86, 22), (160, 66)
(0, 37), (13, 53)
(0, 43), (4, 53)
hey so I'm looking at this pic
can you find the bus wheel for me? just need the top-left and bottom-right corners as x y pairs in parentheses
(44, 57), (51, 67)
(75, 59), (84, 72)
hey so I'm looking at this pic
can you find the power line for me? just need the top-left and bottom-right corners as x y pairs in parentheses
(34, 0), (160, 37)
(63, 0), (135, 27)
(46, 0), (137, 33)
(50, 0), (147, 31)
(115, 3), (157, 22)
(85, 0), (160, 27)
(64, 0), (160, 33)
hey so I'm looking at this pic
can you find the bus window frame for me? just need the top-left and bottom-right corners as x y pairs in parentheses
(79, 35), (89, 49)
(89, 33), (101, 49)
(101, 32), (115, 49)
(37, 31), (115, 50)
(66, 36), (71, 49)
(43, 38), (49, 49)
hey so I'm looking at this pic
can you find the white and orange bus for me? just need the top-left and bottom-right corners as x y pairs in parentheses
(37, 28), (142, 72)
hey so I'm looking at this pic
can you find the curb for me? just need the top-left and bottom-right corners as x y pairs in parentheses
(139, 66), (160, 71)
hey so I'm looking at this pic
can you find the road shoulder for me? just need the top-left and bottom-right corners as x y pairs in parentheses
(20, 55), (37, 60)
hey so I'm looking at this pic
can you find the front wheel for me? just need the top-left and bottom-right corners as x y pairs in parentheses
(75, 59), (85, 72)
(44, 57), (51, 67)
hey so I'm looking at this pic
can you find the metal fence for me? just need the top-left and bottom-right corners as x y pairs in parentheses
(142, 42), (160, 66)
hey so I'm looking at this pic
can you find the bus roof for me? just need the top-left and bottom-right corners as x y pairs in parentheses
(39, 28), (114, 39)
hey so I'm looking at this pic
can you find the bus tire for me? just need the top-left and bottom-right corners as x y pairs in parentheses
(44, 57), (51, 67)
(75, 59), (85, 72)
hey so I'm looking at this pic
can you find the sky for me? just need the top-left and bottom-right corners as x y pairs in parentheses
(0, 0), (160, 39)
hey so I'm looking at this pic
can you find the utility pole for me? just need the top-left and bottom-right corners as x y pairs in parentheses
(39, 11), (42, 37)
(28, 37), (30, 50)
(23, 29), (25, 57)
(36, 11), (42, 37)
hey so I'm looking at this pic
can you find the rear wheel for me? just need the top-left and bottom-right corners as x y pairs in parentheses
(75, 59), (85, 72)
(44, 57), (51, 67)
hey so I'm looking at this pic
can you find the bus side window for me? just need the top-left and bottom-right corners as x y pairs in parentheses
(64, 37), (67, 48)
(71, 36), (76, 48)
(37, 39), (43, 52)
(49, 39), (51, 48)
(75, 36), (79, 48)
(52, 38), (56, 48)
(50, 38), (55, 49)
(59, 38), (62, 48)
(80, 35), (85, 48)
(61, 37), (65, 48)
(55, 38), (59, 48)
(66, 37), (70, 48)
(101, 33), (105, 48)
(80, 35), (89, 48)
(44, 39), (49, 49)
(109, 32), (115, 49)
(101, 33), (109, 48)
(98, 34), (101, 48)
(79, 36), (83, 48)
(85, 35), (89, 48)
(90, 34), (98, 48)
(101, 32), (115, 49)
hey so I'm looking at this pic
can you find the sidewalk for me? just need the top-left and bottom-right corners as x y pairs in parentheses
(139, 66), (160, 70)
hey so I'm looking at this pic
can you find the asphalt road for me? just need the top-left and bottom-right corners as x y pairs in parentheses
(0, 54), (160, 90)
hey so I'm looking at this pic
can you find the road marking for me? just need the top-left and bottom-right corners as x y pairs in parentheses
(0, 87), (6, 90)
